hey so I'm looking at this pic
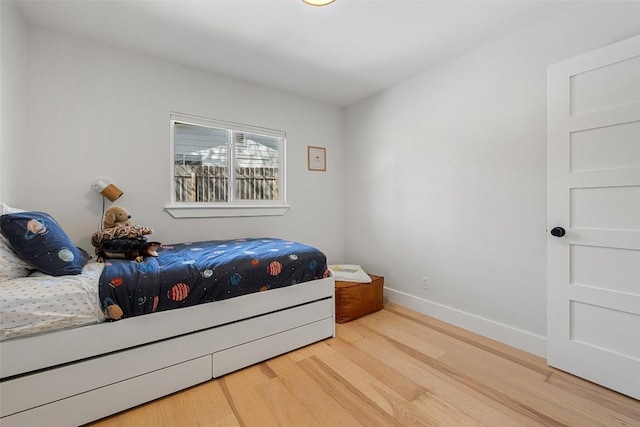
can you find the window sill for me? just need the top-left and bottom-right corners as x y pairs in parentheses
(164, 204), (290, 218)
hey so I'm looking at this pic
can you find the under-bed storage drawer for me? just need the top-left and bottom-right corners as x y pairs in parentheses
(0, 355), (211, 427)
(202, 298), (333, 355)
(1, 298), (333, 417)
(1, 334), (214, 417)
(213, 317), (334, 377)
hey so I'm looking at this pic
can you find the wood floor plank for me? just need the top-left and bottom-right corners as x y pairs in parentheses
(438, 349), (624, 426)
(442, 341), (640, 426)
(296, 355), (401, 427)
(411, 391), (486, 427)
(89, 388), (202, 427)
(200, 416), (241, 427)
(334, 321), (366, 343)
(545, 370), (640, 421)
(254, 376), (324, 427)
(185, 379), (241, 427)
(266, 353), (365, 426)
(238, 363), (278, 388)
(302, 341), (413, 419)
(346, 318), (563, 426)
(355, 310), (449, 360)
(370, 308), (552, 382)
(218, 370), (281, 427)
(377, 332), (572, 426)
(86, 304), (640, 427)
(386, 303), (552, 375)
(371, 309), (600, 424)
(326, 335), (427, 401)
(346, 322), (537, 426)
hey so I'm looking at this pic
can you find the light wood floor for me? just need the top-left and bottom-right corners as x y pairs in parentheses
(88, 303), (640, 426)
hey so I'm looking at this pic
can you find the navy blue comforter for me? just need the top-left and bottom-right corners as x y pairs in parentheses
(98, 238), (328, 320)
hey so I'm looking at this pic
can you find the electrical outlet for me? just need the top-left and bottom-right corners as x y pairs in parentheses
(422, 276), (430, 291)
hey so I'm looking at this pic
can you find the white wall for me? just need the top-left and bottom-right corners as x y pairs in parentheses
(344, 1), (640, 356)
(0, 1), (28, 205)
(19, 27), (345, 263)
(7, 1), (639, 357)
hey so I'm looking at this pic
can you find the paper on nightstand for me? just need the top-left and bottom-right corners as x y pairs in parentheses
(328, 264), (372, 283)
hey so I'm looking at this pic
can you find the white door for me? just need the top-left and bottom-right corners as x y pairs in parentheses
(547, 35), (640, 400)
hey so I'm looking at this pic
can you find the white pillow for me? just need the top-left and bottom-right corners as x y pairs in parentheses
(1, 202), (30, 278)
(1, 202), (25, 215)
(0, 237), (31, 279)
(328, 264), (372, 283)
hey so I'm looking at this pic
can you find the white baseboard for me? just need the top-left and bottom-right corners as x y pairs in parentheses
(384, 287), (547, 358)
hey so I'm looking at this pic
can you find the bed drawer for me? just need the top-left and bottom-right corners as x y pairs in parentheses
(0, 355), (211, 427)
(1, 331), (214, 417)
(212, 317), (334, 377)
(1, 298), (333, 416)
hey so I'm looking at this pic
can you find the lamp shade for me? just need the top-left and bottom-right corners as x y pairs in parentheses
(92, 179), (123, 202)
(302, 0), (335, 5)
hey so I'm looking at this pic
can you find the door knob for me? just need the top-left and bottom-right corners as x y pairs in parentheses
(550, 227), (566, 237)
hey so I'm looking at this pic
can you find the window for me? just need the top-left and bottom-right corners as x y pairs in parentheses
(166, 113), (288, 218)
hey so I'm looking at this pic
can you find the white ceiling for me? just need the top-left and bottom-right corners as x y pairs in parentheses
(16, 0), (575, 107)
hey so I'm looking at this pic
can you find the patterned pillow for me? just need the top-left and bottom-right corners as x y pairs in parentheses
(0, 236), (31, 279)
(0, 212), (89, 276)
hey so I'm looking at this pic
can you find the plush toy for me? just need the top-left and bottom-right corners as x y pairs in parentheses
(104, 302), (124, 321)
(97, 238), (162, 263)
(91, 225), (153, 247)
(91, 206), (161, 262)
(103, 206), (133, 229)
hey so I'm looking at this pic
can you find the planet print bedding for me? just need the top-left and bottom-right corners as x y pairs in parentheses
(0, 262), (105, 341)
(99, 238), (329, 320)
(0, 238), (328, 340)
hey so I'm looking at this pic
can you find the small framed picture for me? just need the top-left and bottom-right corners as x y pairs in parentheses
(308, 146), (326, 171)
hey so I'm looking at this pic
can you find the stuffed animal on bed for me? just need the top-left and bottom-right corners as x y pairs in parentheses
(96, 237), (162, 263)
(102, 206), (133, 229)
(91, 206), (161, 262)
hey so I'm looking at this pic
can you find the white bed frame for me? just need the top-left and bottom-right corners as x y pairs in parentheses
(0, 276), (335, 426)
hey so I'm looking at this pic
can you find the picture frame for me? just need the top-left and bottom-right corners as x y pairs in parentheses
(307, 146), (326, 171)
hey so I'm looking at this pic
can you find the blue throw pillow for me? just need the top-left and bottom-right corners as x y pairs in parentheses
(0, 211), (89, 276)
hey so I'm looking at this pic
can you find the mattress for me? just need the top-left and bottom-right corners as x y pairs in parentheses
(1, 237), (328, 340)
(0, 262), (104, 341)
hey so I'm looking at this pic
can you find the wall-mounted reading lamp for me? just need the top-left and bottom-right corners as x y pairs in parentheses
(92, 179), (123, 202)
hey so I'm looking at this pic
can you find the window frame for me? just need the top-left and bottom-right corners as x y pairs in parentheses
(165, 112), (289, 218)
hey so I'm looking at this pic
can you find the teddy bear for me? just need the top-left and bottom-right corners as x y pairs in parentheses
(91, 206), (160, 262)
(102, 206), (133, 229)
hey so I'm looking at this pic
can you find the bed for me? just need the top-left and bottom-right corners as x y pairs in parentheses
(0, 209), (335, 426)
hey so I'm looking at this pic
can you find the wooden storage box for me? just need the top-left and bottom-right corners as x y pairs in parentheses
(334, 275), (384, 323)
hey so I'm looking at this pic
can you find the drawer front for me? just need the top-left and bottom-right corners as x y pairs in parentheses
(212, 317), (334, 377)
(0, 355), (211, 427)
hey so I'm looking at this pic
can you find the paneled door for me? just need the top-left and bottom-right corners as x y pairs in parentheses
(547, 35), (640, 400)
